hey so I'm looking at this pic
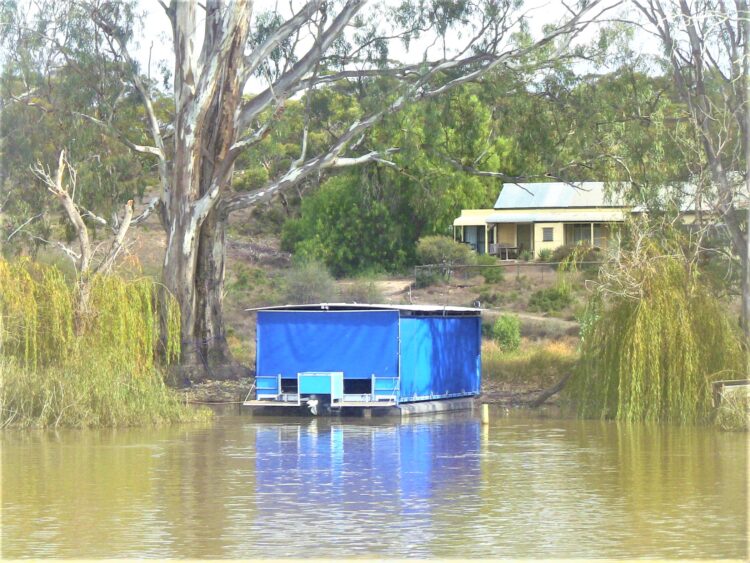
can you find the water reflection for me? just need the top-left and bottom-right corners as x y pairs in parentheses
(1, 410), (747, 559)
(250, 418), (480, 556)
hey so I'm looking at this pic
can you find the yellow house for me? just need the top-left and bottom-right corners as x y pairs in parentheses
(453, 182), (628, 258)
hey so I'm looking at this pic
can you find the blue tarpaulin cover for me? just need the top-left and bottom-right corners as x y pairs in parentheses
(256, 310), (400, 379)
(399, 317), (481, 400)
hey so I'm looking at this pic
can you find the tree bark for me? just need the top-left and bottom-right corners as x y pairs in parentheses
(161, 0), (251, 381)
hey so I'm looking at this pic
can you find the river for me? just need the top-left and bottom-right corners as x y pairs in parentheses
(2, 407), (747, 559)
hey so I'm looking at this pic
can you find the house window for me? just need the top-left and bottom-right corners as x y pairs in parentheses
(570, 223), (592, 244)
(542, 227), (554, 242)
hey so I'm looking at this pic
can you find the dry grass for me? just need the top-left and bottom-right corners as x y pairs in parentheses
(715, 391), (749, 431)
(482, 338), (578, 390)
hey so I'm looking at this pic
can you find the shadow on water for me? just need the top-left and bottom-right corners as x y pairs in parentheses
(1, 408), (747, 559)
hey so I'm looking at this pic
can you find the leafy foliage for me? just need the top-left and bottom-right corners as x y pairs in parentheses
(568, 236), (745, 424)
(415, 235), (475, 266)
(0, 0), (158, 254)
(528, 285), (572, 313)
(536, 249), (553, 262)
(281, 174), (408, 276)
(492, 314), (521, 352)
(0, 258), (203, 427)
(476, 254), (504, 283)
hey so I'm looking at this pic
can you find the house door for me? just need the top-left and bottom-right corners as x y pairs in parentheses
(476, 226), (486, 255)
(516, 224), (532, 254)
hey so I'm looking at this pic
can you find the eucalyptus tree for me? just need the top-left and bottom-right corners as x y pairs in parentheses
(3, 0), (610, 378)
(630, 0), (750, 338)
(0, 0), (156, 258)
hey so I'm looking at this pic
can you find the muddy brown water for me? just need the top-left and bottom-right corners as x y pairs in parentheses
(2, 407), (747, 559)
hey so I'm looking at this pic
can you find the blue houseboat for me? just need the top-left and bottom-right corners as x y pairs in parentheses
(244, 304), (481, 415)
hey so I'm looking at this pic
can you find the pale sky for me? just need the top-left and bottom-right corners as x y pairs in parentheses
(132, 0), (629, 94)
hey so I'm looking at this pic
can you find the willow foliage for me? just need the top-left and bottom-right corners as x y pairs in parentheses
(568, 235), (745, 424)
(0, 258), (202, 427)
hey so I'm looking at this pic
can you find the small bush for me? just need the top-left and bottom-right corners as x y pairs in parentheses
(518, 250), (533, 262)
(340, 278), (384, 303)
(477, 289), (503, 307)
(476, 254), (504, 283)
(230, 264), (268, 292)
(282, 259), (336, 304)
(416, 235), (475, 266)
(537, 248), (553, 262)
(528, 285), (573, 313)
(492, 314), (521, 352)
(415, 267), (444, 288)
(552, 243), (603, 271)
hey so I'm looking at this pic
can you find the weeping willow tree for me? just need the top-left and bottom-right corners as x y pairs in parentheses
(0, 258), (206, 427)
(568, 223), (746, 424)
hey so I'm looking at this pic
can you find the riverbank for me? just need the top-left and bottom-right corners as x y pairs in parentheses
(177, 375), (562, 408)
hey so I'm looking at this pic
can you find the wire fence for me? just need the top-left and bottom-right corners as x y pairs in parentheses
(413, 261), (606, 285)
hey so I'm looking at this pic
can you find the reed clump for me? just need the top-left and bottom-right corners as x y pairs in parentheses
(567, 235), (745, 424)
(714, 391), (749, 431)
(0, 258), (209, 428)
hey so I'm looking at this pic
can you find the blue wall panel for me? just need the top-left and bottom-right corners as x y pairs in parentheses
(256, 310), (399, 379)
(399, 316), (481, 400)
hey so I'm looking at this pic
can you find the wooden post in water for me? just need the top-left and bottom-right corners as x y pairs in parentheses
(481, 403), (490, 425)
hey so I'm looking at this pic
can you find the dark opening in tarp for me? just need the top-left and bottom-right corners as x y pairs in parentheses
(256, 310), (399, 379)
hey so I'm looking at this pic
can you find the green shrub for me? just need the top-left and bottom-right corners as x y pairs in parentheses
(476, 254), (504, 283)
(280, 175), (409, 276)
(232, 166), (269, 192)
(537, 248), (553, 262)
(414, 267), (443, 288)
(282, 259), (336, 304)
(492, 314), (521, 352)
(477, 289), (503, 306)
(528, 285), (572, 313)
(230, 264), (268, 292)
(552, 243), (603, 271)
(416, 235), (475, 266)
(519, 249), (533, 262)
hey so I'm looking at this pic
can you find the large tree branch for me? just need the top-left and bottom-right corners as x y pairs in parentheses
(236, 0), (368, 133)
(241, 0), (325, 83)
(220, 146), (398, 215)
(75, 112), (165, 158)
(191, 0), (252, 134)
(218, 0), (608, 217)
(32, 150), (92, 273)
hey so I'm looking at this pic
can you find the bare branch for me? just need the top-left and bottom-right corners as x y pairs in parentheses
(242, 0), (324, 83)
(32, 150), (92, 273)
(95, 200), (134, 274)
(222, 147), (399, 214)
(6, 213), (44, 242)
(74, 112), (165, 158)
